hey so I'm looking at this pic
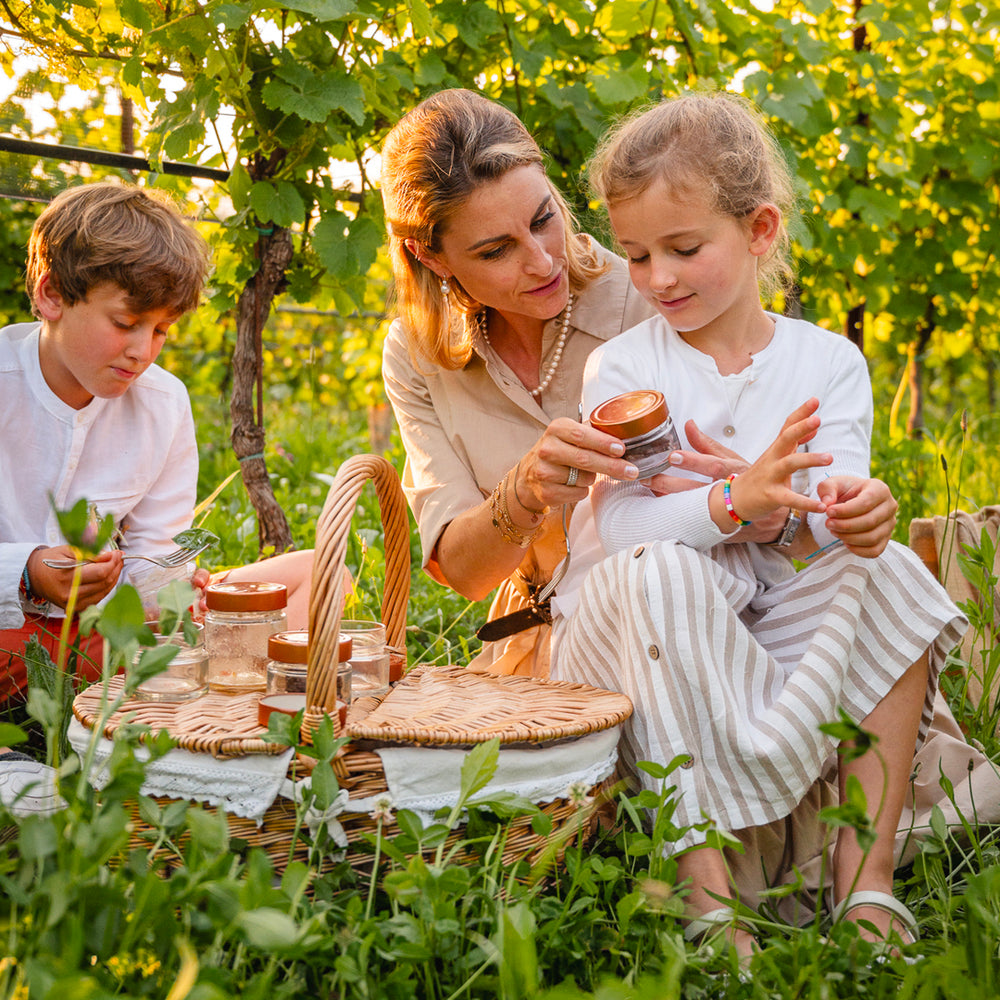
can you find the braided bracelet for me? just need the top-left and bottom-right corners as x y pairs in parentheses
(723, 474), (751, 526)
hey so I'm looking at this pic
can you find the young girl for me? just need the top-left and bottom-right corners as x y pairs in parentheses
(549, 93), (967, 954)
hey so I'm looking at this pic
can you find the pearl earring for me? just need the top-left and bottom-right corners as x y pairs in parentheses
(440, 277), (451, 296)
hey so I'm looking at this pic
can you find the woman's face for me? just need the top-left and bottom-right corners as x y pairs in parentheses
(429, 165), (570, 322)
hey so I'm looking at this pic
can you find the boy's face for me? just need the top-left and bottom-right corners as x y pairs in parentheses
(34, 276), (180, 410)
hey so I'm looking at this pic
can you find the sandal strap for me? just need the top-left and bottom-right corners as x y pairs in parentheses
(832, 891), (918, 940)
(684, 905), (751, 942)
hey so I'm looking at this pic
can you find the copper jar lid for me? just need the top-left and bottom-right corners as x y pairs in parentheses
(590, 390), (668, 439)
(267, 629), (309, 664)
(205, 581), (288, 612)
(257, 692), (307, 727)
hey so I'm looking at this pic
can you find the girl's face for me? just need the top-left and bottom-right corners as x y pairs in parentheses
(608, 176), (777, 342)
(424, 165), (570, 322)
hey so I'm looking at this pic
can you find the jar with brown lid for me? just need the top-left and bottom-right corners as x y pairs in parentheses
(590, 390), (681, 478)
(205, 581), (287, 694)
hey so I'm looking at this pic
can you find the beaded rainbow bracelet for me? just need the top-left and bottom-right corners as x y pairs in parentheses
(723, 474), (751, 526)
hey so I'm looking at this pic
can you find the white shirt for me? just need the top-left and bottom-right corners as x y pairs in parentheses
(552, 313), (873, 619)
(0, 322), (198, 628)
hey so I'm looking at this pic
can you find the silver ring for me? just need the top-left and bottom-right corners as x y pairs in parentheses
(565, 466), (580, 488)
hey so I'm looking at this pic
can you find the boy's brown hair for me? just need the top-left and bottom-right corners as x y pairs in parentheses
(26, 181), (211, 318)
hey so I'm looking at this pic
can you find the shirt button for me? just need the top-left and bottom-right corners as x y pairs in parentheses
(680, 754), (695, 769)
(633, 546), (644, 558)
(648, 645), (659, 660)
(723, 425), (736, 437)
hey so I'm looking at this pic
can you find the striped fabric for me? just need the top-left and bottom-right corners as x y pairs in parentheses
(551, 539), (967, 850)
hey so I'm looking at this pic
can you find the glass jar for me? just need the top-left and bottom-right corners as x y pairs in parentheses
(266, 629), (310, 694)
(340, 619), (390, 700)
(131, 623), (208, 702)
(204, 581), (287, 694)
(590, 389), (681, 478)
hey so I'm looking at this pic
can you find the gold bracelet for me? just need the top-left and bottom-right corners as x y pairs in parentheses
(490, 472), (542, 548)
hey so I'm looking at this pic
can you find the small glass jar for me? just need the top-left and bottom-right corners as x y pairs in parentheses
(590, 390), (682, 478)
(131, 623), (208, 702)
(266, 629), (310, 694)
(341, 619), (390, 700)
(204, 581), (287, 694)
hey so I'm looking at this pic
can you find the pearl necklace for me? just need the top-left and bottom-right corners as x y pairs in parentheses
(477, 293), (575, 399)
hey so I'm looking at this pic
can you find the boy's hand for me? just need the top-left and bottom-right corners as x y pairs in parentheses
(27, 546), (123, 611)
(816, 476), (897, 557)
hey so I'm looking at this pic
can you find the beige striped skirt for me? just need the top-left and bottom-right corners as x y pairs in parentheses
(551, 539), (967, 851)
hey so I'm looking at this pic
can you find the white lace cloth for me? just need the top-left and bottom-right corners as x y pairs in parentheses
(68, 717), (620, 830)
(345, 727), (621, 826)
(67, 717), (293, 821)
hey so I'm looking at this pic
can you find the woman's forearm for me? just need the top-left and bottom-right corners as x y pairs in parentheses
(430, 497), (541, 600)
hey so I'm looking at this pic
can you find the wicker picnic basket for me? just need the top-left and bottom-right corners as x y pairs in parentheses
(72, 455), (633, 873)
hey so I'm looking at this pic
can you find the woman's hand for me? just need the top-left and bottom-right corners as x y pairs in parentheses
(817, 476), (897, 557)
(26, 546), (123, 611)
(513, 417), (639, 511)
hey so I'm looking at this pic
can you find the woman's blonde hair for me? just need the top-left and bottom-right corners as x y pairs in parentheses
(381, 88), (604, 370)
(27, 181), (211, 318)
(589, 92), (796, 299)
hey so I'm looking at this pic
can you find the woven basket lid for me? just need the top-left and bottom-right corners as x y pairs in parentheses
(345, 664), (633, 747)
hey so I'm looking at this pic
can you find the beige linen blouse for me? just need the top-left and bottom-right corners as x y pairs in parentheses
(382, 240), (654, 676)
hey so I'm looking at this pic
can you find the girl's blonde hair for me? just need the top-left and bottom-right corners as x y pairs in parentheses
(589, 92), (796, 299)
(381, 88), (604, 370)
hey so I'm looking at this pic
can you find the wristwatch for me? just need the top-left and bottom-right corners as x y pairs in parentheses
(774, 508), (802, 548)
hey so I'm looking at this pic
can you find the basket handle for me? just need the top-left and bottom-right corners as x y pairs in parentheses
(306, 455), (411, 723)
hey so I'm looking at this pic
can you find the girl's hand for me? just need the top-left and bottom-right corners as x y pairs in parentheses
(27, 546), (123, 611)
(646, 420), (785, 541)
(721, 399), (831, 528)
(514, 417), (640, 510)
(817, 476), (897, 557)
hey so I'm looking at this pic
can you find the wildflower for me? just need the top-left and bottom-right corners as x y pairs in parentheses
(369, 793), (395, 824)
(565, 781), (593, 808)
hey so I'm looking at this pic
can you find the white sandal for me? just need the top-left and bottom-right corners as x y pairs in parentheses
(831, 890), (919, 950)
(684, 905), (756, 942)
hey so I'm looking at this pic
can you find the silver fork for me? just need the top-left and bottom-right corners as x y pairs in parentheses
(42, 539), (213, 571)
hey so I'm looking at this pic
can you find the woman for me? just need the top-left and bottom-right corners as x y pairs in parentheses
(381, 88), (653, 677)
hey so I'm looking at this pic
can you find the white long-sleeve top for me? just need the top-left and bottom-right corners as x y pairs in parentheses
(551, 313), (873, 619)
(0, 322), (198, 628)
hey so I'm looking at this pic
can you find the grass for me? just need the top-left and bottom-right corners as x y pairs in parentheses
(3, 381), (1000, 999)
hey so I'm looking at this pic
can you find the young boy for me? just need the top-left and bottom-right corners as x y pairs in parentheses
(0, 182), (212, 814)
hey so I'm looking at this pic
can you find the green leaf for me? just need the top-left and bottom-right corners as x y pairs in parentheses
(162, 121), (205, 161)
(281, 0), (356, 21)
(309, 760), (339, 810)
(311, 210), (351, 273)
(250, 180), (305, 228)
(215, 2), (251, 29)
(96, 585), (152, 651)
(458, 738), (500, 805)
(591, 55), (648, 105)
(238, 908), (301, 950)
(0, 723), (27, 750)
(261, 61), (344, 124)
